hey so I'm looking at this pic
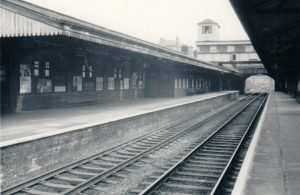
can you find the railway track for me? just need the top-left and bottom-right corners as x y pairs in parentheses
(2, 94), (260, 195)
(137, 93), (268, 195)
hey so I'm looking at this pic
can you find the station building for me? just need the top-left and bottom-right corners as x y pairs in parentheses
(195, 19), (267, 75)
(0, 0), (242, 113)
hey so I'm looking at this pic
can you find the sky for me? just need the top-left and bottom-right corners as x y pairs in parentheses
(25, 0), (249, 47)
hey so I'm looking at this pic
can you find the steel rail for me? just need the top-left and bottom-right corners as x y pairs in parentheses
(61, 94), (256, 195)
(209, 93), (268, 195)
(2, 94), (255, 195)
(138, 93), (264, 195)
(1, 98), (235, 195)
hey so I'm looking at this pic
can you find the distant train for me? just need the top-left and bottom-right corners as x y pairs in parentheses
(245, 75), (275, 94)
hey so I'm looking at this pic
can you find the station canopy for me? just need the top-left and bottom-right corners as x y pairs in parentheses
(230, 0), (300, 81)
(0, 0), (240, 75)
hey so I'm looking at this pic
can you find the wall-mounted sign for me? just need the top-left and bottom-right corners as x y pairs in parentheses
(55, 76), (66, 92)
(19, 64), (31, 94)
(73, 76), (82, 91)
(132, 73), (137, 89)
(108, 77), (114, 90)
(37, 79), (52, 93)
(124, 78), (129, 89)
(138, 80), (143, 89)
(96, 77), (104, 91)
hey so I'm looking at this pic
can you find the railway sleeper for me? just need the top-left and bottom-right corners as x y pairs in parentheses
(205, 143), (236, 148)
(202, 146), (235, 152)
(68, 170), (97, 179)
(191, 156), (229, 162)
(97, 156), (124, 163)
(40, 182), (73, 191)
(184, 164), (224, 170)
(187, 159), (228, 166)
(54, 175), (86, 185)
(79, 165), (106, 173)
(174, 171), (219, 179)
(167, 177), (215, 187)
(22, 188), (60, 195)
(178, 170), (221, 177)
(123, 148), (145, 153)
(90, 161), (116, 168)
(159, 182), (211, 194)
(180, 167), (222, 174)
(195, 153), (232, 158)
(107, 153), (130, 160)
(200, 149), (233, 155)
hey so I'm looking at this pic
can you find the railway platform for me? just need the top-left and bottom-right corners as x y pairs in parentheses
(1, 91), (238, 189)
(1, 91), (237, 147)
(233, 92), (300, 195)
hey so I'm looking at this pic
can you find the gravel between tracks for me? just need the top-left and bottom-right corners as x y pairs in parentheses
(82, 100), (239, 195)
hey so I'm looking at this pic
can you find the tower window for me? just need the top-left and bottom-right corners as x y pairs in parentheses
(231, 54), (236, 61)
(202, 26), (212, 34)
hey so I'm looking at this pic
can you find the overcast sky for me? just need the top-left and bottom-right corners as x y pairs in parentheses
(25, 0), (249, 46)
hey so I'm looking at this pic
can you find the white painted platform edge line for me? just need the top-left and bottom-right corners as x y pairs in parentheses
(231, 94), (271, 195)
(0, 91), (238, 148)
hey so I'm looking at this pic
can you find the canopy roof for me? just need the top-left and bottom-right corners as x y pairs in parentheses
(230, 0), (300, 80)
(0, 0), (240, 75)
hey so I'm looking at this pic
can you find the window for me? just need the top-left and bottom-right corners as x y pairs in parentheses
(245, 45), (254, 52)
(89, 66), (93, 78)
(202, 25), (212, 34)
(235, 45), (245, 52)
(82, 65), (86, 78)
(199, 46), (210, 52)
(45, 61), (50, 77)
(231, 54), (236, 61)
(227, 46), (235, 52)
(175, 78), (178, 89)
(217, 45), (227, 52)
(34, 61), (39, 76)
(210, 46), (217, 53)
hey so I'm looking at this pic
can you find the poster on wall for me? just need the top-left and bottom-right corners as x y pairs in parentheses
(132, 73), (137, 89)
(37, 79), (52, 93)
(73, 76), (82, 91)
(19, 64), (31, 94)
(108, 77), (115, 90)
(138, 80), (143, 89)
(96, 77), (104, 91)
(124, 78), (129, 89)
(120, 80), (124, 90)
(54, 76), (66, 92)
